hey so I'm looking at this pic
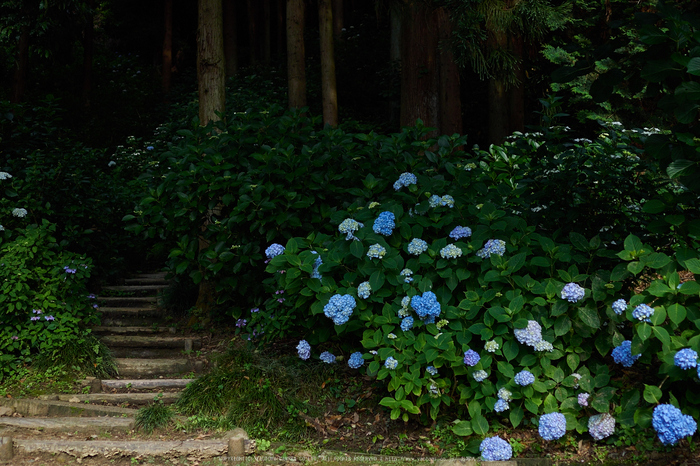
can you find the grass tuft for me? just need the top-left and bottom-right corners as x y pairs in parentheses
(32, 333), (118, 379)
(135, 394), (174, 434)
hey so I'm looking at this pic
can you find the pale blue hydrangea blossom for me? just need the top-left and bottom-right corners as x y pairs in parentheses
(476, 239), (506, 258)
(297, 340), (311, 360)
(373, 211), (396, 236)
(319, 351), (336, 364)
(12, 208), (27, 218)
(494, 398), (509, 412)
(265, 243), (285, 259)
(393, 172), (417, 190)
(411, 291), (441, 324)
(407, 238), (428, 255)
(561, 283), (585, 303)
(674, 348), (698, 370)
(440, 195), (455, 208)
(0, 172), (12, 180)
(611, 340), (641, 367)
(480, 436), (512, 461)
(514, 320), (542, 347)
(497, 388), (512, 402)
(357, 282), (371, 299)
(310, 251), (322, 279)
(428, 195), (441, 208)
(385, 357), (398, 370)
(632, 303), (654, 322)
(611, 299), (627, 315)
(400, 268), (413, 283)
(539, 412), (567, 440)
(426, 366), (437, 376)
(473, 370), (488, 382)
(440, 244), (462, 259)
(578, 393), (590, 407)
(449, 226), (472, 240)
(484, 340), (499, 353)
(534, 340), (554, 352)
(366, 244), (386, 259)
(348, 352), (364, 369)
(463, 349), (480, 366)
(652, 404), (697, 446)
(400, 316), (414, 331)
(514, 370), (535, 386)
(323, 294), (356, 325)
(589, 413), (615, 440)
(338, 218), (363, 241)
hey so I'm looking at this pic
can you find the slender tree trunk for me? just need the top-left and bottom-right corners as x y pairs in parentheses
(162, 0), (173, 94)
(223, 0), (238, 77)
(246, 0), (259, 65)
(319, 0), (338, 126)
(276, 0), (285, 59)
(399, 2), (439, 135)
(197, 0), (226, 125)
(11, 24), (31, 103)
(332, 0), (343, 40)
(263, 0), (271, 64)
(508, 33), (525, 134)
(287, 0), (306, 109)
(436, 7), (461, 135)
(487, 29), (509, 144)
(389, 4), (401, 63)
(82, 0), (95, 107)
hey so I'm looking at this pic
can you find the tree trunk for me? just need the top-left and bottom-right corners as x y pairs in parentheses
(246, 0), (259, 65)
(263, 0), (271, 64)
(508, 32), (525, 135)
(223, 0), (238, 77)
(287, 0), (306, 109)
(487, 29), (509, 144)
(82, 0), (95, 107)
(276, 0), (285, 59)
(11, 23), (31, 103)
(319, 0), (338, 126)
(162, 0), (173, 94)
(399, 2), (439, 135)
(197, 0), (226, 125)
(436, 7), (461, 135)
(332, 0), (343, 40)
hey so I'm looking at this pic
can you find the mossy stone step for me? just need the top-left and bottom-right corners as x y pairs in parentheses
(100, 335), (198, 349)
(92, 326), (176, 335)
(115, 358), (203, 378)
(100, 285), (167, 296)
(97, 296), (158, 307)
(13, 439), (228, 458)
(38, 392), (181, 405)
(0, 399), (137, 418)
(0, 417), (135, 432)
(101, 379), (193, 391)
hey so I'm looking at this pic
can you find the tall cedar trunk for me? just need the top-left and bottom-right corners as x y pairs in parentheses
(246, 0), (259, 65)
(400, 2), (439, 135)
(263, 0), (271, 64)
(223, 0), (238, 76)
(287, 0), (306, 109)
(389, 4), (400, 63)
(11, 23), (31, 103)
(508, 33), (525, 134)
(82, 0), (95, 107)
(162, 0), (173, 94)
(332, 0), (343, 40)
(319, 0), (338, 126)
(196, 0), (225, 315)
(436, 7), (461, 135)
(487, 29), (509, 144)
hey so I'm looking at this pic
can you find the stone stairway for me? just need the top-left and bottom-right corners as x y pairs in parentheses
(0, 271), (251, 463)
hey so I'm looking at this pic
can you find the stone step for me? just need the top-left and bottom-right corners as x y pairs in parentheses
(38, 392), (181, 406)
(98, 307), (165, 326)
(124, 277), (170, 286)
(0, 399), (137, 418)
(97, 296), (158, 307)
(100, 285), (167, 296)
(91, 326), (176, 335)
(13, 439), (228, 459)
(115, 358), (203, 378)
(131, 272), (168, 280)
(101, 379), (193, 391)
(0, 417), (135, 432)
(100, 335), (198, 349)
(109, 347), (194, 359)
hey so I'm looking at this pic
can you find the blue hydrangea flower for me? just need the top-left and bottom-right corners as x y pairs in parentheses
(319, 351), (336, 364)
(653, 404), (697, 446)
(323, 294), (357, 325)
(514, 320), (542, 347)
(497, 388), (513, 402)
(539, 412), (567, 440)
(265, 243), (285, 259)
(476, 239), (506, 258)
(561, 283), (585, 303)
(534, 340), (554, 352)
(440, 244), (462, 259)
(612, 299), (627, 315)
(400, 268), (413, 283)
(400, 316), (414, 332)
(578, 393), (590, 407)
(373, 211), (396, 236)
(632, 303), (654, 322)
(366, 244), (386, 259)
(674, 348), (698, 370)
(494, 399), (510, 412)
(449, 226), (472, 240)
(479, 436), (512, 461)
(407, 238), (428, 255)
(473, 370), (488, 382)
(440, 195), (455, 208)
(393, 172), (417, 190)
(348, 352), (364, 369)
(484, 340), (499, 353)
(311, 251), (322, 279)
(385, 357), (398, 370)
(426, 366), (437, 376)
(357, 282), (371, 299)
(428, 195), (441, 208)
(589, 413), (615, 440)
(611, 340), (641, 367)
(514, 370), (535, 386)
(297, 340), (311, 360)
(463, 349), (480, 366)
(339, 218), (363, 241)
(411, 291), (442, 323)
(12, 208), (27, 218)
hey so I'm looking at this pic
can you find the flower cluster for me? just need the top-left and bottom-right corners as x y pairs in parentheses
(652, 404), (697, 445)
(311, 252), (322, 279)
(514, 320), (542, 347)
(400, 316), (414, 331)
(366, 244), (386, 259)
(320, 351), (336, 364)
(674, 348), (697, 370)
(539, 412), (567, 440)
(514, 370), (535, 386)
(476, 239), (506, 258)
(632, 303), (654, 322)
(561, 283), (585, 303)
(393, 172), (417, 190)
(348, 352), (364, 369)
(589, 413), (615, 440)
(611, 340), (641, 367)
(236, 318), (247, 328)
(494, 399), (509, 412)
(534, 340), (554, 352)
(479, 436), (512, 461)
(339, 218), (363, 241)
(407, 238), (428, 255)
(400, 269), (413, 283)
(578, 393), (590, 407)
(611, 299), (627, 315)
(385, 356), (398, 370)
(440, 195), (454, 208)
(473, 370), (488, 382)
(0, 172), (12, 180)
(64, 266), (77, 274)
(357, 282), (371, 299)
(297, 340), (311, 360)
(410, 291), (442, 323)
(323, 294), (357, 325)
(439, 244), (462, 259)
(463, 349), (480, 366)
(398, 296), (410, 317)
(449, 226), (472, 240)
(484, 340), (499, 353)
(426, 366), (437, 376)
(265, 243), (285, 259)
(12, 208), (27, 218)
(373, 211), (396, 236)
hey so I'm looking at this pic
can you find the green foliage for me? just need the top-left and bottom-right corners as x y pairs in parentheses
(135, 393), (174, 434)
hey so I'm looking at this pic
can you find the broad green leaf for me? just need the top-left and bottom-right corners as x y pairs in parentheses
(510, 406), (524, 428)
(668, 304), (687, 325)
(471, 415), (489, 436)
(643, 384), (663, 404)
(451, 420), (473, 436)
(578, 307), (600, 329)
(667, 159), (696, 179)
(637, 323), (652, 342)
